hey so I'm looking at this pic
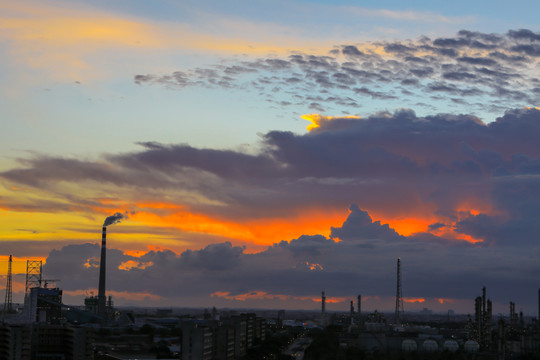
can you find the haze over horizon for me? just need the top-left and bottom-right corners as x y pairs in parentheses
(2, 0), (540, 315)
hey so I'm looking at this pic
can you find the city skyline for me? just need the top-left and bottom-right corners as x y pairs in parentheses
(2, 0), (540, 313)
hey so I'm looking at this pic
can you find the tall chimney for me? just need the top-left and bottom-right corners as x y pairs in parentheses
(357, 294), (361, 315)
(98, 226), (107, 321)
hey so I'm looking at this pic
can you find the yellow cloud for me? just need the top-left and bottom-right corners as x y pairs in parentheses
(2, 18), (159, 47)
(0, 255), (46, 275)
(0, 2), (334, 83)
(0, 2), (164, 82)
(301, 113), (361, 131)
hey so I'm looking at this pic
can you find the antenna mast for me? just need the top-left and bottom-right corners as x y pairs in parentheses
(394, 257), (404, 324)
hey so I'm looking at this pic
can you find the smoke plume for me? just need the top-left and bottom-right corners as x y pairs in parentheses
(103, 212), (126, 227)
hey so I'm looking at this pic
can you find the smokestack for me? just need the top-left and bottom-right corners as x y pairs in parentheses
(538, 288), (540, 321)
(98, 226), (107, 321)
(95, 213), (126, 324)
(321, 291), (326, 314)
(357, 294), (361, 316)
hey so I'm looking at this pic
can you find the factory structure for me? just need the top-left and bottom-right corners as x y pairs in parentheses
(0, 256), (94, 359)
(0, 216), (123, 358)
(342, 286), (540, 356)
(314, 260), (540, 358)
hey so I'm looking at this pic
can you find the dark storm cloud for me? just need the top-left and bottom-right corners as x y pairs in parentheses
(114, 142), (282, 179)
(134, 29), (540, 114)
(178, 242), (244, 271)
(455, 173), (540, 247)
(330, 204), (402, 242)
(0, 109), (525, 191)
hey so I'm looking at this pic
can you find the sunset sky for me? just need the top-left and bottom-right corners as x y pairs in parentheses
(2, 0), (540, 314)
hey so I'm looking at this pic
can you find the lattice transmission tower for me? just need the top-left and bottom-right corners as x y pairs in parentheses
(25, 260), (42, 297)
(3, 255), (13, 315)
(394, 257), (405, 324)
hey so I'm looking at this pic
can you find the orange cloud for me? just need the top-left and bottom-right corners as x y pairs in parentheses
(371, 197), (494, 242)
(367, 200), (438, 237)
(83, 257), (99, 269)
(129, 209), (253, 241)
(93, 200), (346, 249)
(244, 208), (346, 245)
(86, 201), (253, 248)
(123, 249), (149, 258)
(438, 298), (455, 304)
(383, 217), (432, 236)
(455, 198), (495, 218)
(455, 233), (483, 244)
(118, 260), (153, 271)
(429, 225), (484, 244)
(403, 297), (425, 303)
(306, 262), (324, 271)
